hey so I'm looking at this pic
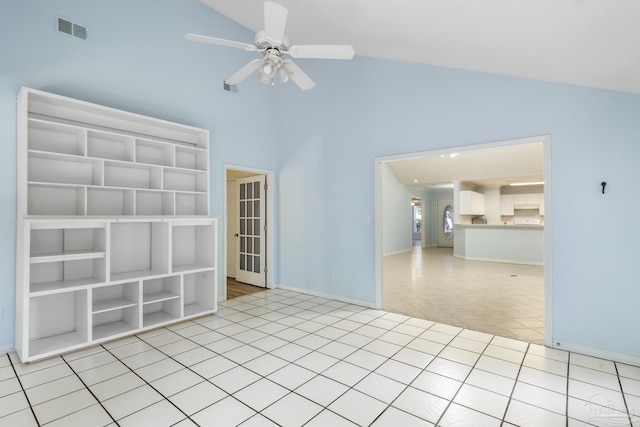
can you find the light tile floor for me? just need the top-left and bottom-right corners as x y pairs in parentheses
(384, 246), (545, 344)
(2, 289), (639, 426)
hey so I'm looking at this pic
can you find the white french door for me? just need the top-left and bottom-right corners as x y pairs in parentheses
(235, 175), (267, 286)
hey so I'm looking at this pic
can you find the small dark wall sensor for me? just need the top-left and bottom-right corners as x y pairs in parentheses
(601, 181), (607, 194)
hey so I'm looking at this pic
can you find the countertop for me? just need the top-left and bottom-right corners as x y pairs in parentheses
(455, 223), (544, 229)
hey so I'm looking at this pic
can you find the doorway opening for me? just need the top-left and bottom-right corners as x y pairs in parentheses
(225, 165), (276, 300)
(375, 136), (552, 346)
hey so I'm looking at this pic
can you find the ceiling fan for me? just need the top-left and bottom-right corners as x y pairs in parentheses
(184, 1), (355, 90)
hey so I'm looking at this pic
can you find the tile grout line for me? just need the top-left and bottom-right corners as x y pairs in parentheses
(167, 291), (551, 425)
(241, 292), (530, 425)
(499, 341), (530, 426)
(432, 333), (502, 426)
(7, 353), (41, 426)
(222, 295), (423, 425)
(59, 354), (120, 426)
(565, 353), (570, 427)
(215, 293), (356, 425)
(102, 334), (206, 426)
(231, 296), (378, 425)
(613, 361), (634, 426)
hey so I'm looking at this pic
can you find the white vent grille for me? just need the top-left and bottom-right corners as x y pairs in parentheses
(72, 23), (87, 40)
(223, 82), (237, 93)
(57, 17), (72, 35)
(56, 16), (87, 40)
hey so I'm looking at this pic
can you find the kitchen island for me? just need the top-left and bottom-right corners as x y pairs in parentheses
(453, 224), (543, 265)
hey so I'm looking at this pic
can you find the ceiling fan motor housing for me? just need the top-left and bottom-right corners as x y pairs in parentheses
(255, 30), (290, 52)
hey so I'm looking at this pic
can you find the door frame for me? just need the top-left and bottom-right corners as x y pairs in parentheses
(223, 164), (276, 298)
(374, 135), (553, 347)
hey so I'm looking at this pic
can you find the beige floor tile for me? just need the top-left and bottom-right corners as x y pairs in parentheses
(384, 246), (544, 344)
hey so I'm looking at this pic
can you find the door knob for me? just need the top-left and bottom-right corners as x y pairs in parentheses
(234, 233), (239, 237)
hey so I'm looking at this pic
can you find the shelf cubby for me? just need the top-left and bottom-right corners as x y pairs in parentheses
(136, 190), (174, 216)
(28, 184), (86, 216)
(110, 221), (169, 281)
(30, 257), (106, 294)
(171, 221), (216, 272)
(92, 307), (139, 340)
(28, 119), (86, 156)
(28, 291), (89, 358)
(183, 270), (216, 317)
(30, 224), (106, 259)
(142, 300), (181, 328)
(28, 152), (102, 186)
(92, 282), (139, 313)
(92, 282), (140, 340)
(175, 193), (208, 216)
(142, 275), (181, 327)
(87, 188), (134, 216)
(175, 146), (207, 171)
(104, 161), (162, 190)
(136, 138), (174, 166)
(163, 169), (207, 193)
(142, 276), (180, 304)
(87, 130), (134, 162)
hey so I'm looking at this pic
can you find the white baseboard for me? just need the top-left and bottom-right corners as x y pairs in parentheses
(383, 248), (412, 256)
(276, 284), (377, 309)
(552, 339), (640, 367)
(454, 254), (543, 266)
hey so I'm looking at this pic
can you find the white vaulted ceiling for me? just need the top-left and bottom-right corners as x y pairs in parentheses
(200, 0), (640, 95)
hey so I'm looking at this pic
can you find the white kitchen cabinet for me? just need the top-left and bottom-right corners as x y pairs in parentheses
(539, 193), (545, 216)
(15, 88), (217, 362)
(501, 195), (514, 216)
(459, 191), (485, 215)
(513, 193), (540, 208)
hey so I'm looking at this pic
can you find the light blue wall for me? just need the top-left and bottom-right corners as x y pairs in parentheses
(3, 0), (640, 360)
(0, 0), (279, 352)
(276, 58), (640, 357)
(381, 164), (425, 255)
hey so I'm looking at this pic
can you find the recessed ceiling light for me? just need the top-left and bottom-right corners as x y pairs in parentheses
(413, 179), (418, 183)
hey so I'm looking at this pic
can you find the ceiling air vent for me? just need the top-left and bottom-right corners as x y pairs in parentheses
(56, 16), (87, 40)
(57, 17), (73, 35)
(223, 82), (237, 93)
(73, 23), (87, 40)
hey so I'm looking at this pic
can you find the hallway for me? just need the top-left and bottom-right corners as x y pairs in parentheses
(383, 246), (544, 344)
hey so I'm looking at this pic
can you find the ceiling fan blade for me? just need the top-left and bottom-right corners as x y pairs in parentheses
(282, 60), (315, 91)
(184, 33), (256, 52)
(264, 1), (288, 45)
(225, 59), (262, 85)
(288, 44), (355, 60)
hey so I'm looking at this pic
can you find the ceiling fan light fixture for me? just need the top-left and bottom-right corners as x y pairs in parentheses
(278, 66), (290, 83)
(258, 72), (274, 85)
(261, 62), (274, 76)
(185, 1), (354, 90)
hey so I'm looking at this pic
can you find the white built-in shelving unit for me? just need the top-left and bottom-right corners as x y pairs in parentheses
(15, 88), (217, 362)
